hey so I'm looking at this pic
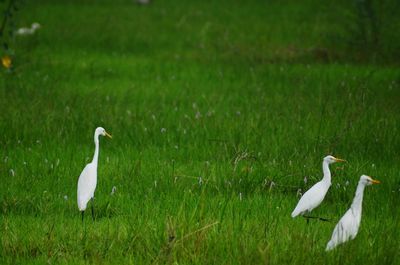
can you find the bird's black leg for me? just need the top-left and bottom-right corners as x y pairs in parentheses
(91, 199), (95, 221)
(81, 211), (85, 223)
(303, 215), (330, 222)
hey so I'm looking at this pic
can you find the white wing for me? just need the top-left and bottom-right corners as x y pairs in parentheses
(77, 163), (97, 211)
(326, 208), (361, 251)
(291, 181), (329, 217)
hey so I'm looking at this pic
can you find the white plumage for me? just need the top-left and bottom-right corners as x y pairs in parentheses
(16, 22), (41, 36)
(77, 164), (97, 211)
(326, 175), (380, 251)
(77, 127), (112, 220)
(291, 155), (345, 218)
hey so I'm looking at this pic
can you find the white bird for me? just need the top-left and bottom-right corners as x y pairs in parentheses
(16, 22), (41, 36)
(326, 175), (380, 251)
(77, 127), (112, 221)
(291, 155), (346, 220)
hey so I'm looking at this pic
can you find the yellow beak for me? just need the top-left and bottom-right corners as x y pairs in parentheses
(105, 131), (112, 139)
(371, 179), (380, 184)
(334, 158), (346, 163)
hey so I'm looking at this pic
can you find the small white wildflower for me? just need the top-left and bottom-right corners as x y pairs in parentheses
(195, 111), (201, 119)
(303, 176), (307, 184)
(151, 114), (156, 120)
(23, 161), (27, 165)
(345, 180), (349, 186)
(9, 169), (15, 176)
(56, 159), (60, 167)
(111, 186), (117, 195)
(239, 192), (242, 201)
(269, 181), (276, 191)
(199, 177), (203, 185)
(161, 128), (166, 133)
(154, 180), (157, 187)
(296, 189), (302, 197)
(174, 145), (178, 149)
(63, 195), (68, 200)
(263, 179), (268, 187)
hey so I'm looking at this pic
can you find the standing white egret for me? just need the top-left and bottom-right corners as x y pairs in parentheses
(16, 22), (41, 36)
(326, 175), (380, 251)
(77, 127), (112, 221)
(291, 155), (346, 220)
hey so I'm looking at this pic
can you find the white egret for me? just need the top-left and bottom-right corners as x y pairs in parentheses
(16, 22), (41, 36)
(77, 127), (112, 221)
(291, 155), (346, 220)
(326, 175), (380, 251)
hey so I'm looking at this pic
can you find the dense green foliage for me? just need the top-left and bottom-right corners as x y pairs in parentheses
(1, 1), (399, 264)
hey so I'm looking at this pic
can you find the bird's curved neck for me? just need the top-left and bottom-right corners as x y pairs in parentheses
(92, 134), (100, 165)
(322, 161), (331, 185)
(351, 182), (365, 213)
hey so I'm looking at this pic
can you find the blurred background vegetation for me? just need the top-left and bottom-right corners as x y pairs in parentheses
(1, 0), (399, 66)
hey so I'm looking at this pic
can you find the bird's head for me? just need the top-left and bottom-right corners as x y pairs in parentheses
(31, 23), (41, 30)
(323, 155), (346, 164)
(360, 175), (380, 186)
(95, 127), (112, 138)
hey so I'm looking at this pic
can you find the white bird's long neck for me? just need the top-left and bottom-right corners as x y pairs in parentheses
(92, 134), (100, 165)
(322, 161), (331, 185)
(351, 182), (365, 213)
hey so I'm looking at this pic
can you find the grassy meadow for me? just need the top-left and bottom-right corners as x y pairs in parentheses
(1, 0), (400, 264)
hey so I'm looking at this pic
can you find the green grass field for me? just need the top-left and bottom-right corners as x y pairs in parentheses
(1, 0), (400, 264)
